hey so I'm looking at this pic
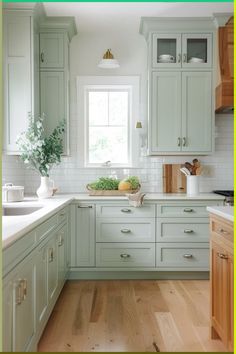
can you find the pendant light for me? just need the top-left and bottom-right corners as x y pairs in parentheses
(98, 49), (120, 69)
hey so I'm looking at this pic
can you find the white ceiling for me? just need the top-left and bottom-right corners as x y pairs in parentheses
(43, 2), (233, 34)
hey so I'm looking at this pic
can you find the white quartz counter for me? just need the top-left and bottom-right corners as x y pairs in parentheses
(3, 193), (224, 249)
(207, 206), (234, 222)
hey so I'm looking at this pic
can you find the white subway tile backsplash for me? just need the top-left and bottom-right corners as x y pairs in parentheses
(2, 114), (233, 194)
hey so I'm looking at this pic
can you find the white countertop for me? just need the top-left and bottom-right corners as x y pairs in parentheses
(207, 206), (234, 222)
(2, 193), (225, 250)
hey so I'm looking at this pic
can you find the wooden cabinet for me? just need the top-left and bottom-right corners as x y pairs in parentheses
(150, 71), (212, 154)
(210, 214), (233, 351)
(70, 203), (95, 267)
(152, 32), (212, 69)
(39, 33), (64, 69)
(3, 9), (40, 154)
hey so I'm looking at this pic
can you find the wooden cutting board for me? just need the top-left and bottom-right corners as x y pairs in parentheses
(163, 164), (186, 193)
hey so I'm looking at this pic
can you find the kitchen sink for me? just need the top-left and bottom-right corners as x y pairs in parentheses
(2, 206), (43, 216)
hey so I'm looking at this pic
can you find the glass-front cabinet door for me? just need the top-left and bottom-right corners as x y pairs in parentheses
(152, 34), (181, 68)
(182, 33), (212, 68)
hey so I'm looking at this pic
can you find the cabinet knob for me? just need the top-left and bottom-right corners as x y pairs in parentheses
(217, 253), (228, 260)
(183, 208), (193, 213)
(121, 208), (131, 213)
(218, 228), (229, 235)
(120, 253), (131, 259)
(184, 229), (194, 233)
(183, 254), (193, 259)
(121, 229), (131, 234)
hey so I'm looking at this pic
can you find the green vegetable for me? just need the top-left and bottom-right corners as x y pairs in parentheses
(89, 177), (120, 190)
(125, 176), (140, 189)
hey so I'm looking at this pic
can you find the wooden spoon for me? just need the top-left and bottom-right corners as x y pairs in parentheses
(184, 162), (194, 175)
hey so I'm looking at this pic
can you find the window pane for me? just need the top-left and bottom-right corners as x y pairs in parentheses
(89, 92), (108, 126)
(89, 127), (128, 164)
(109, 92), (129, 126)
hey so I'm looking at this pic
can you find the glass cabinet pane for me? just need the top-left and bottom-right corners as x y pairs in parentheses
(187, 38), (207, 63)
(157, 38), (177, 63)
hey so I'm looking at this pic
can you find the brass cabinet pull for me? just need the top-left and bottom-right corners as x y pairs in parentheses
(184, 229), (194, 233)
(121, 208), (131, 213)
(183, 53), (187, 62)
(183, 254), (193, 259)
(16, 282), (22, 305)
(40, 52), (44, 63)
(121, 229), (131, 234)
(183, 208), (193, 213)
(178, 53), (181, 63)
(120, 253), (131, 259)
(58, 234), (64, 247)
(48, 248), (54, 262)
(78, 205), (93, 208)
(22, 279), (27, 300)
(177, 137), (181, 147)
(182, 137), (187, 147)
(218, 253), (228, 260)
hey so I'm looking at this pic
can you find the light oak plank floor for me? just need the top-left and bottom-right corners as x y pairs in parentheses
(38, 280), (228, 352)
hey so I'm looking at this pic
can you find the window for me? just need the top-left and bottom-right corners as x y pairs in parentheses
(77, 76), (139, 167)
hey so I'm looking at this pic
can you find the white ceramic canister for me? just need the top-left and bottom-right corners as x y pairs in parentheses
(2, 183), (24, 202)
(186, 176), (200, 196)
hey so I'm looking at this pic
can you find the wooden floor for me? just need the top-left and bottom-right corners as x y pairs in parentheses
(38, 280), (227, 352)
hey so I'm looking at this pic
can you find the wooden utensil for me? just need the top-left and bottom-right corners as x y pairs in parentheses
(192, 159), (201, 175)
(196, 166), (202, 175)
(184, 162), (194, 174)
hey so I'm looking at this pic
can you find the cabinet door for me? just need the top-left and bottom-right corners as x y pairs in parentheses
(57, 223), (67, 288)
(40, 33), (64, 69)
(228, 253), (234, 351)
(3, 278), (13, 352)
(40, 71), (67, 153)
(211, 241), (229, 346)
(12, 257), (35, 352)
(47, 235), (58, 303)
(71, 204), (95, 267)
(3, 14), (32, 153)
(152, 34), (181, 68)
(181, 71), (212, 152)
(150, 72), (181, 153)
(182, 33), (212, 68)
(35, 243), (48, 329)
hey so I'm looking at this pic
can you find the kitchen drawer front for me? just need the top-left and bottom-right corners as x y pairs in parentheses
(96, 218), (155, 243)
(156, 218), (209, 242)
(157, 203), (216, 217)
(96, 204), (155, 218)
(57, 206), (68, 225)
(210, 216), (233, 243)
(36, 214), (58, 242)
(156, 243), (209, 269)
(96, 243), (155, 268)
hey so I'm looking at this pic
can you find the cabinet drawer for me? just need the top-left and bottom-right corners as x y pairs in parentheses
(156, 218), (209, 242)
(211, 217), (233, 243)
(57, 206), (68, 225)
(96, 243), (155, 268)
(157, 204), (212, 217)
(156, 243), (209, 269)
(96, 204), (155, 218)
(96, 218), (155, 242)
(36, 214), (58, 242)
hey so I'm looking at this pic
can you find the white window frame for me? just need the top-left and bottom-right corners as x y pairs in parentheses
(77, 76), (140, 168)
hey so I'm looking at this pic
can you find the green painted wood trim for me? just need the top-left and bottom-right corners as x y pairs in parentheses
(39, 17), (77, 41)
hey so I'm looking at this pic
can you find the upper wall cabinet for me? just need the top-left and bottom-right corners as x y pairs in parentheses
(140, 17), (216, 155)
(40, 33), (64, 69)
(153, 33), (212, 69)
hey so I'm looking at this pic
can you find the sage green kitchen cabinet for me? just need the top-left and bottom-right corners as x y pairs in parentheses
(181, 71), (212, 152)
(3, 278), (13, 352)
(150, 71), (212, 154)
(39, 33), (64, 69)
(47, 233), (58, 303)
(35, 242), (48, 329)
(12, 254), (35, 352)
(150, 71), (182, 152)
(70, 204), (95, 267)
(3, 9), (40, 154)
(40, 70), (68, 153)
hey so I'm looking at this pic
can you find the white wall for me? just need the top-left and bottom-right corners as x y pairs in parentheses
(2, 31), (234, 194)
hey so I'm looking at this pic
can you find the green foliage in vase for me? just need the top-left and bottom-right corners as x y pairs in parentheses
(125, 176), (140, 189)
(16, 114), (65, 177)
